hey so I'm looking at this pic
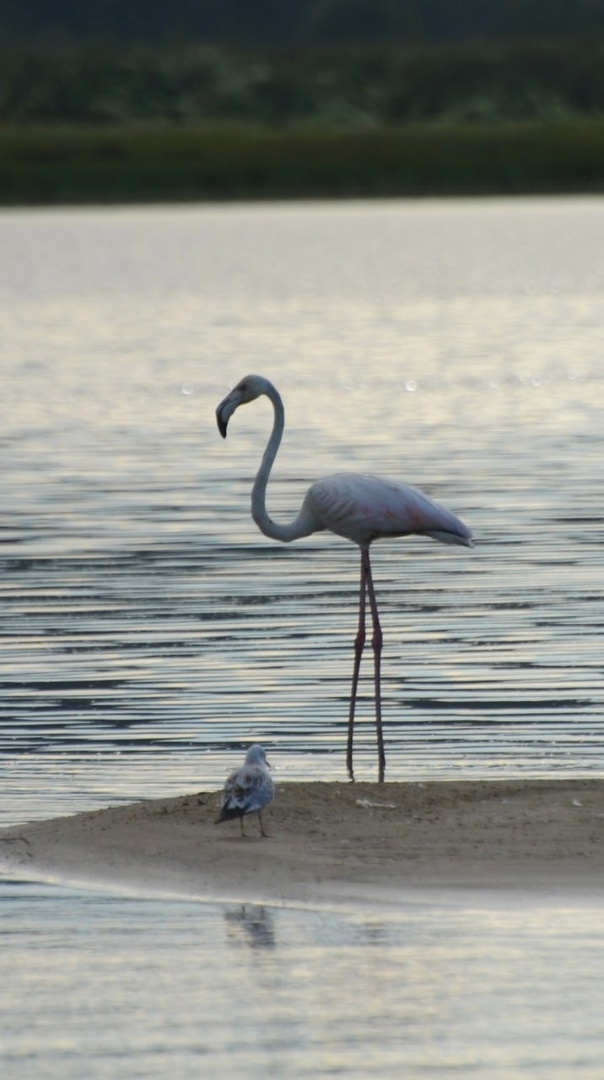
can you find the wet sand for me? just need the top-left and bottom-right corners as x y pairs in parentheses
(1, 780), (603, 909)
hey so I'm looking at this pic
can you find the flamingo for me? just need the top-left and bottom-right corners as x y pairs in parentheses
(215, 744), (275, 837)
(216, 375), (473, 782)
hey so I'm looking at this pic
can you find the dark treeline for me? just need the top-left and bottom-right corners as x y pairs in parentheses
(2, 0), (604, 48)
(3, 2), (604, 203)
(2, 39), (604, 125)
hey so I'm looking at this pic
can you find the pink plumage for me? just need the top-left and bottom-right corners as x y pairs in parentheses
(302, 472), (471, 548)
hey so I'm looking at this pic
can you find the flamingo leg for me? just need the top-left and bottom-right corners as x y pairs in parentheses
(364, 549), (385, 782)
(346, 549), (368, 780)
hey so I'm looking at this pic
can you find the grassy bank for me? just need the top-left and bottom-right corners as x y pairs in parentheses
(1, 121), (604, 205)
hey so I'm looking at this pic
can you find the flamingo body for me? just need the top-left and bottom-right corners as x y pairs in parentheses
(300, 472), (472, 549)
(216, 374), (473, 781)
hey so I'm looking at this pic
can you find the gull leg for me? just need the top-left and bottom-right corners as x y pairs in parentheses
(347, 549), (368, 781)
(258, 812), (269, 838)
(364, 549), (385, 782)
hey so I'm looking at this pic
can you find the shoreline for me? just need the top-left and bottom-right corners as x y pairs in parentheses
(1, 779), (603, 910)
(2, 121), (604, 206)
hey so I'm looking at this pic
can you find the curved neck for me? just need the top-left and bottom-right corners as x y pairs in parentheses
(251, 383), (314, 543)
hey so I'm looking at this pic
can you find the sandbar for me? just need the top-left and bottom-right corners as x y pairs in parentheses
(1, 779), (603, 910)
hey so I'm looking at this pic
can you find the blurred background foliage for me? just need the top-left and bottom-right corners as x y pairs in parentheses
(2, 1), (604, 200)
(1, 39), (604, 126)
(2, 0), (604, 49)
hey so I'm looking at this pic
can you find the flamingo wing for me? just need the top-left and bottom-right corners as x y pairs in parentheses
(304, 473), (473, 548)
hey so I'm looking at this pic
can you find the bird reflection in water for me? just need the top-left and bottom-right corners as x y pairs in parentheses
(224, 904), (276, 949)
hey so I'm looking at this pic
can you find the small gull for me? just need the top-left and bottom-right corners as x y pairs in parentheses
(215, 745), (274, 838)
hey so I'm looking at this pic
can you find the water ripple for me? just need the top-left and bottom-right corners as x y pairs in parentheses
(2, 198), (604, 825)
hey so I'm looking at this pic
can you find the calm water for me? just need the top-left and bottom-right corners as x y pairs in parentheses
(2, 197), (604, 1077)
(2, 881), (604, 1080)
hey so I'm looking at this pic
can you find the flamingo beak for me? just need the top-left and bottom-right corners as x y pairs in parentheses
(216, 391), (240, 438)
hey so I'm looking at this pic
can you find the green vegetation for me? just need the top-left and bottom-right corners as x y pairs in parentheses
(2, 40), (604, 126)
(2, 120), (604, 204)
(2, 37), (604, 203)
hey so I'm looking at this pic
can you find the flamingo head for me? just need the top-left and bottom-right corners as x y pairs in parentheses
(216, 374), (268, 437)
